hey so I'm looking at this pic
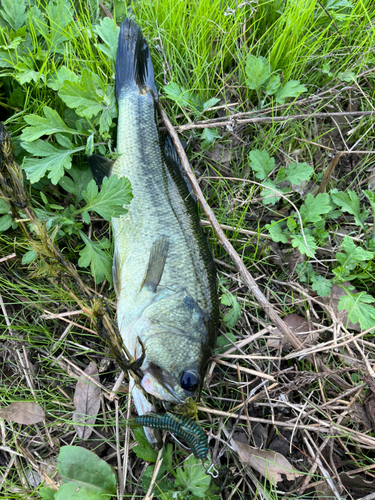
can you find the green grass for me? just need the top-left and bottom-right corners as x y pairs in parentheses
(1, 0), (375, 498)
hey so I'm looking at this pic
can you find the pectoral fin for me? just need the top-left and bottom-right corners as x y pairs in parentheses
(88, 154), (114, 187)
(142, 236), (169, 292)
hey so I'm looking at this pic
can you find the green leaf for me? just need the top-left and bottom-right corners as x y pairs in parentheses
(202, 97), (220, 111)
(133, 427), (158, 462)
(0, 214), (13, 232)
(284, 162), (313, 185)
(0, 0), (27, 31)
(21, 106), (80, 142)
(57, 446), (116, 499)
(39, 487), (56, 500)
(300, 193), (331, 224)
(275, 80), (307, 104)
(261, 180), (281, 205)
(311, 275), (332, 297)
(215, 331), (237, 354)
(47, 66), (79, 92)
(22, 250), (38, 264)
(59, 166), (93, 204)
(245, 55), (270, 91)
(364, 190), (375, 217)
(331, 190), (368, 227)
(336, 236), (373, 270)
(290, 233), (317, 257)
(265, 74), (281, 96)
(82, 176), (132, 221)
(175, 455), (211, 498)
(59, 69), (108, 119)
(93, 17), (120, 62)
(21, 140), (81, 184)
(265, 221), (289, 243)
(200, 128), (221, 149)
(338, 291), (375, 331)
(221, 292), (241, 328)
(78, 233), (112, 284)
(249, 149), (275, 180)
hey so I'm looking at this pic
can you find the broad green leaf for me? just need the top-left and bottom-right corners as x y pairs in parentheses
(27, 6), (49, 39)
(22, 250), (38, 264)
(45, 0), (74, 48)
(59, 69), (108, 119)
(21, 140), (82, 184)
(364, 190), (375, 218)
(331, 190), (368, 227)
(284, 162), (313, 185)
(200, 128), (220, 149)
(0, 213), (13, 232)
(300, 193), (331, 224)
(133, 444), (158, 462)
(311, 275), (332, 297)
(290, 233), (317, 257)
(338, 291), (375, 331)
(164, 83), (202, 112)
(221, 292), (241, 328)
(21, 106), (81, 142)
(78, 233), (112, 284)
(215, 331), (237, 354)
(275, 80), (307, 104)
(0, 0), (27, 31)
(58, 166), (93, 204)
(175, 455), (211, 498)
(249, 150), (275, 180)
(82, 176), (132, 221)
(245, 55), (270, 91)
(39, 487), (56, 500)
(93, 17), (120, 62)
(202, 97), (220, 111)
(265, 74), (281, 96)
(47, 66), (79, 92)
(336, 236), (373, 270)
(261, 180), (281, 205)
(57, 446), (116, 497)
(265, 221), (288, 243)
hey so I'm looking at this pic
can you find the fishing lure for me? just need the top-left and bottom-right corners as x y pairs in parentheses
(135, 412), (208, 460)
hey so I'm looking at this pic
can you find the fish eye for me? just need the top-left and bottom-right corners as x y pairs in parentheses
(180, 370), (199, 392)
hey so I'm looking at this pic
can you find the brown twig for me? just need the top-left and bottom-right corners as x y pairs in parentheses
(316, 152), (343, 194)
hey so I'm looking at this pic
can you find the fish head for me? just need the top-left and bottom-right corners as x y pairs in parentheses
(136, 288), (214, 407)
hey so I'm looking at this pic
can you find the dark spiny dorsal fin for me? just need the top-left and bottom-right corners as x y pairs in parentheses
(88, 154), (114, 187)
(141, 236), (169, 292)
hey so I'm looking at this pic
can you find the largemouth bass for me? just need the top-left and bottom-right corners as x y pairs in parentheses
(89, 19), (218, 446)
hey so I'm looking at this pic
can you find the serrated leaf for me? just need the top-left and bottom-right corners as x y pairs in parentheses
(175, 455), (211, 498)
(331, 190), (368, 227)
(300, 193), (331, 224)
(133, 444), (158, 462)
(265, 74), (281, 96)
(21, 140), (81, 184)
(200, 128), (221, 149)
(57, 446), (116, 498)
(93, 17), (120, 62)
(336, 236), (373, 270)
(364, 190), (375, 217)
(39, 487), (56, 500)
(261, 180), (281, 205)
(245, 55), (270, 91)
(265, 221), (289, 243)
(284, 162), (313, 185)
(311, 275), (332, 297)
(275, 80), (307, 104)
(221, 292), (241, 328)
(21, 106), (80, 142)
(59, 69), (107, 119)
(338, 291), (375, 331)
(290, 233), (317, 257)
(249, 149), (275, 180)
(78, 233), (112, 284)
(215, 331), (237, 354)
(47, 65), (79, 92)
(59, 166), (93, 204)
(0, 0), (27, 31)
(163, 82), (202, 112)
(82, 176), (132, 221)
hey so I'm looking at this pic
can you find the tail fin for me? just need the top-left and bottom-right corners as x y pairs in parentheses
(115, 18), (158, 100)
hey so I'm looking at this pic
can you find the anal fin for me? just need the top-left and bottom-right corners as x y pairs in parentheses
(141, 236), (169, 292)
(88, 154), (114, 187)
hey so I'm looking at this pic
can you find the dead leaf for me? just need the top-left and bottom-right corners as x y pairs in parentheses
(231, 439), (303, 485)
(0, 402), (45, 424)
(364, 392), (375, 430)
(315, 481), (336, 500)
(268, 314), (318, 349)
(73, 361), (101, 439)
(348, 401), (371, 431)
(339, 471), (375, 489)
(323, 283), (360, 331)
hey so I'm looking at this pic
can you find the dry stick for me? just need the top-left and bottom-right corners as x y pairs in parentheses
(172, 110), (375, 132)
(158, 102), (351, 391)
(316, 152), (343, 195)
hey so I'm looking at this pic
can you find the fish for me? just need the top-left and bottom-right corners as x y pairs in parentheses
(89, 18), (218, 447)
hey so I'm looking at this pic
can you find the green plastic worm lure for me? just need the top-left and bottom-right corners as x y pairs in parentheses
(135, 412), (209, 460)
